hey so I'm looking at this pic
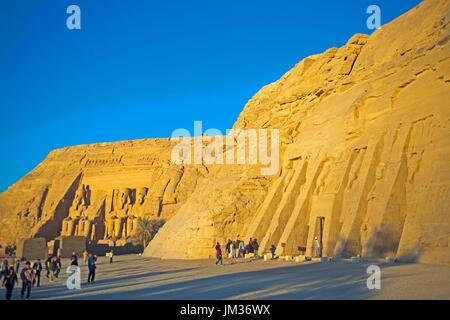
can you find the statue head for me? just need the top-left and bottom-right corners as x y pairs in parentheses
(136, 187), (148, 205)
(116, 188), (132, 209)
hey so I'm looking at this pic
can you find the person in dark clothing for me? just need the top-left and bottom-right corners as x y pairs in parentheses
(55, 257), (62, 278)
(71, 252), (78, 264)
(252, 239), (259, 257)
(215, 243), (223, 265)
(49, 257), (58, 282)
(3, 267), (18, 300)
(0, 259), (8, 285)
(247, 238), (254, 253)
(270, 244), (277, 259)
(45, 257), (52, 278)
(87, 254), (97, 283)
(32, 259), (43, 287)
(20, 261), (35, 299)
(71, 256), (78, 266)
(15, 259), (20, 273)
(225, 240), (232, 256)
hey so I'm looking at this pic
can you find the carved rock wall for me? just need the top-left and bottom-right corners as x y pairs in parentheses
(145, 0), (450, 264)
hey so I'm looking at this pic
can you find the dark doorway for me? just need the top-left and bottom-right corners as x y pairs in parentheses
(314, 217), (325, 257)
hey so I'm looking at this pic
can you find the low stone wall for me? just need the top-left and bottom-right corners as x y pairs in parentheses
(16, 238), (47, 260)
(86, 242), (144, 256)
(58, 236), (86, 258)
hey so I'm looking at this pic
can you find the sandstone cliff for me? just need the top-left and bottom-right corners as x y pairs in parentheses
(0, 0), (449, 265)
(145, 0), (450, 264)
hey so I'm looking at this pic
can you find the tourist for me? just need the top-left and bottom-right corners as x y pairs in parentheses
(71, 256), (78, 266)
(233, 240), (239, 258)
(71, 251), (78, 264)
(270, 244), (277, 259)
(3, 267), (18, 300)
(20, 261), (35, 299)
(109, 249), (114, 264)
(252, 239), (259, 257)
(32, 259), (43, 287)
(55, 256), (62, 278)
(49, 256), (58, 282)
(247, 238), (254, 254)
(239, 240), (245, 257)
(314, 237), (321, 258)
(87, 254), (97, 283)
(15, 259), (20, 273)
(45, 256), (52, 278)
(225, 240), (232, 257)
(0, 259), (8, 285)
(215, 243), (223, 265)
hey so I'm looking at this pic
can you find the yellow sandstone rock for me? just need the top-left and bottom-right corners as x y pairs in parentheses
(0, 0), (448, 265)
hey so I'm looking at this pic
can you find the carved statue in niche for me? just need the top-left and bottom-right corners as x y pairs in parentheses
(68, 184), (89, 217)
(367, 162), (386, 202)
(360, 162), (387, 254)
(314, 160), (331, 196)
(62, 184), (91, 236)
(347, 148), (366, 190)
(162, 165), (184, 205)
(130, 187), (149, 217)
(105, 188), (134, 239)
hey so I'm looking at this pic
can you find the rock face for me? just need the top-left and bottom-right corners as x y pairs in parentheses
(0, 138), (210, 247)
(145, 0), (450, 265)
(0, 0), (449, 264)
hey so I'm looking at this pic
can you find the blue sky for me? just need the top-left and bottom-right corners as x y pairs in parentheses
(0, 0), (422, 193)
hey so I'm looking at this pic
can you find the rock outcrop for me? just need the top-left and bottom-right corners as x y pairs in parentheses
(145, 0), (450, 264)
(0, 0), (449, 265)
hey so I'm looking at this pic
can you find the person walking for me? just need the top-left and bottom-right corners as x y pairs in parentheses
(233, 240), (239, 258)
(270, 244), (277, 259)
(32, 259), (43, 287)
(45, 256), (52, 278)
(15, 259), (20, 273)
(55, 256), (62, 278)
(109, 250), (114, 264)
(215, 242), (223, 265)
(20, 261), (35, 299)
(49, 257), (58, 282)
(0, 259), (8, 285)
(3, 267), (18, 300)
(87, 254), (97, 283)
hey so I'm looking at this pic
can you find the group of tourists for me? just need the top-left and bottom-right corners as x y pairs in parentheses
(215, 238), (260, 265)
(0, 249), (100, 300)
(1, 258), (40, 300)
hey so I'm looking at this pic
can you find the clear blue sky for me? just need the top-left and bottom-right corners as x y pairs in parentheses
(0, 0), (422, 193)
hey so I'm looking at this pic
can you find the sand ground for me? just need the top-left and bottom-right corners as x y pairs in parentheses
(1, 254), (449, 300)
